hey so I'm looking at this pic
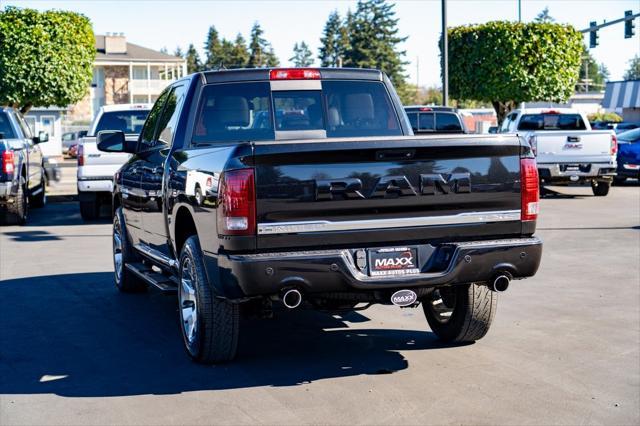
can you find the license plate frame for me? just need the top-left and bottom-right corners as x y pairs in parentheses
(368, 247), (420, 277)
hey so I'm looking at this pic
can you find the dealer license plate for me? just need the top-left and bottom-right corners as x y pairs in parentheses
(369, 247), (419, 277)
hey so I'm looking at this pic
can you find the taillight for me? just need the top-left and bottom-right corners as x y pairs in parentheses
(77, 144), (84, 166)
(269, 68), (321, 80)
(528, 135), (537, 156)
(520, 158), (539, 222)
(2, 150), (15, 175)
(610, 134), (618, 155)
(218, 169), (255, 236)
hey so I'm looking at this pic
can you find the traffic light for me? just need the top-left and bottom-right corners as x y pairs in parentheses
(625, 11), (635, 39)
(589, 21), (599, 48)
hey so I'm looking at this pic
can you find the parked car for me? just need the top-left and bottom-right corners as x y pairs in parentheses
(614, 122), (640, 134)
(500, 108), (617, 196)
(77, 103), (151, 220)
(97, 68), (542, 364)
(614, 128), (640, 183)
(404, 106), (466, 134)
(0, 107), (48, 225)
(61, 130), (87, 155)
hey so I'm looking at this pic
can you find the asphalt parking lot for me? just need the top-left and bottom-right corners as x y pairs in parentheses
(1, 184), (639, 425)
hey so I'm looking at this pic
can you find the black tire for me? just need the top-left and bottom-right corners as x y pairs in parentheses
(113, 207), (147, 293)
(179, 235), (239, 363)
(423, 284), (497, 343)
(2, 177), (28, 225)
(80, 193), (100, 220)
(29, 170), (46, 208)
(591, 180), (611, 197)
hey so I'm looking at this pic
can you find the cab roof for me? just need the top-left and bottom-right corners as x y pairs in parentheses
(201, 67), (383, 84)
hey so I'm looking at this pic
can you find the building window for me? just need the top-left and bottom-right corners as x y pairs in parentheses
(132, 66), (148, 80)
(132, 95), (149, 104)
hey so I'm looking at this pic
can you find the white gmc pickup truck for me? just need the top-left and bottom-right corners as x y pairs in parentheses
(77, 104), (151, 219)
(500, 108), (617, 196)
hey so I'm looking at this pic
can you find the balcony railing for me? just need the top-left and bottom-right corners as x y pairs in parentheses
(129, 79), (173, 95)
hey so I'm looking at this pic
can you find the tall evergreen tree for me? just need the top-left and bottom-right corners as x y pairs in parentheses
(319, 11), (349, 67)
(265, 46), (280, 67)
(290, 41), (314, 67)
(185, 43), (201, 73)
(345, 0), (407, 87)
(623, 55), (640, 80)
(248, 22), (266, 67)
(534, 7), (555, 23)
(204, 25), (224, 69)
(229, 33), (250, 68)
(173, 46), (184, 58)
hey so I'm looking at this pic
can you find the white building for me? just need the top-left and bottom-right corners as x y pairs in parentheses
(68, 34), (187, 123)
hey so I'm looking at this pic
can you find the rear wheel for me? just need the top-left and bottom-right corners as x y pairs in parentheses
(591, 180), (611, 197)
(423, 284), (497, 343)
(80, 193), (100, 220)
(113, 207), (147, 293)
(179, 235), (239, 363)
(2, 177), (28, 225)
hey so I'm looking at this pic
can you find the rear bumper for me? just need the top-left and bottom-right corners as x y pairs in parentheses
(211, 237), (542, 300)
(538, 162), (616, 183)
(77, 177), (113, 193)
(617, 163), (640, 179)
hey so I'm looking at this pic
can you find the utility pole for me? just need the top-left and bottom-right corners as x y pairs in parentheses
(441, 0), (448, 106)
(416, 56), (420, 100)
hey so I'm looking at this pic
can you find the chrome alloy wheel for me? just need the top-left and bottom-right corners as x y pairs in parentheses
(179, 257), (199, 354)
(426, 288), (456, 324)
(113, 219), (123, 283)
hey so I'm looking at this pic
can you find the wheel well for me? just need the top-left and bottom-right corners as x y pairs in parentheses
(112, 195), (121, 216)
(174, 207), (197, 257)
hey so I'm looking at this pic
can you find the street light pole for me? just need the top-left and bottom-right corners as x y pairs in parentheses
(518, 0), (521, 22)
(442, 0), (448, 106)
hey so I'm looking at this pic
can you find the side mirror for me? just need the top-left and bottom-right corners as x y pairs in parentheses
(33, 131), (49, 144)
(97, 130), (136, 153)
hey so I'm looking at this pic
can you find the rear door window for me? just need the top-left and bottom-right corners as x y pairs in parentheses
(193, 82), (273, 144)
(322, 81), (401, 137)
(95, 110), (150, 135)
(435, 112), (463, 131)
(518, 114), (587, 131)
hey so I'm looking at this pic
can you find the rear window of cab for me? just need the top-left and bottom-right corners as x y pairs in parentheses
(192, 81), (402, 144)
(517, 114), (587, 131)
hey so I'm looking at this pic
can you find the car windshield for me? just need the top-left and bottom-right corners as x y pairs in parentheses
(192, 80), (402, 144)
(618, 128), (640, 143)
(94, 110), (150, 135)
(518, 113), (587, 131)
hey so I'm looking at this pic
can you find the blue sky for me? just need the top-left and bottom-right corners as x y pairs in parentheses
(6, 0), (640, 87)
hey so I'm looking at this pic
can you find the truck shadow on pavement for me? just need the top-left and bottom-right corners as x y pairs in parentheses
(0, 272), (450, 397)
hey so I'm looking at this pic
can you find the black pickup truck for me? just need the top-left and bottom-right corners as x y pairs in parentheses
(97, 68), (542, 363)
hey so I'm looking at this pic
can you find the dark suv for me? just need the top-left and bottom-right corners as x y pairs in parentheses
(404, 106), (466, 134)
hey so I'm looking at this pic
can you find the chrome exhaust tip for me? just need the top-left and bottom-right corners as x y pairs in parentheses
(282, 289), (303, 309)
(490, 274), (511, 292)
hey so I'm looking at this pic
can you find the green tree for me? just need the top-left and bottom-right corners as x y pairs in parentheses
(318, 11), (350, 67)
(159, 46), (168, 54)
(248, 22), (266, 67)
(345, 0), (407, 91)
(229, 33), (250, 68)
(0, 7), (95, 113)
(185, 43), (201, 73)
(265, 46), (280, 67)
(623, 55), (640, 80)
(534, 7), (555, 23)
(290, 41), (314, 67)
(577, 51), (609, 92)
(173, 46), (183, 58)
(204, 25), (225, 69)
(446, 21), (583, 124)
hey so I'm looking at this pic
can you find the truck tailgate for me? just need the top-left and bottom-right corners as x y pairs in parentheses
(78, 136), (133, 179)
(534, 131), (614, 164)
(253, 135), (523, 250)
